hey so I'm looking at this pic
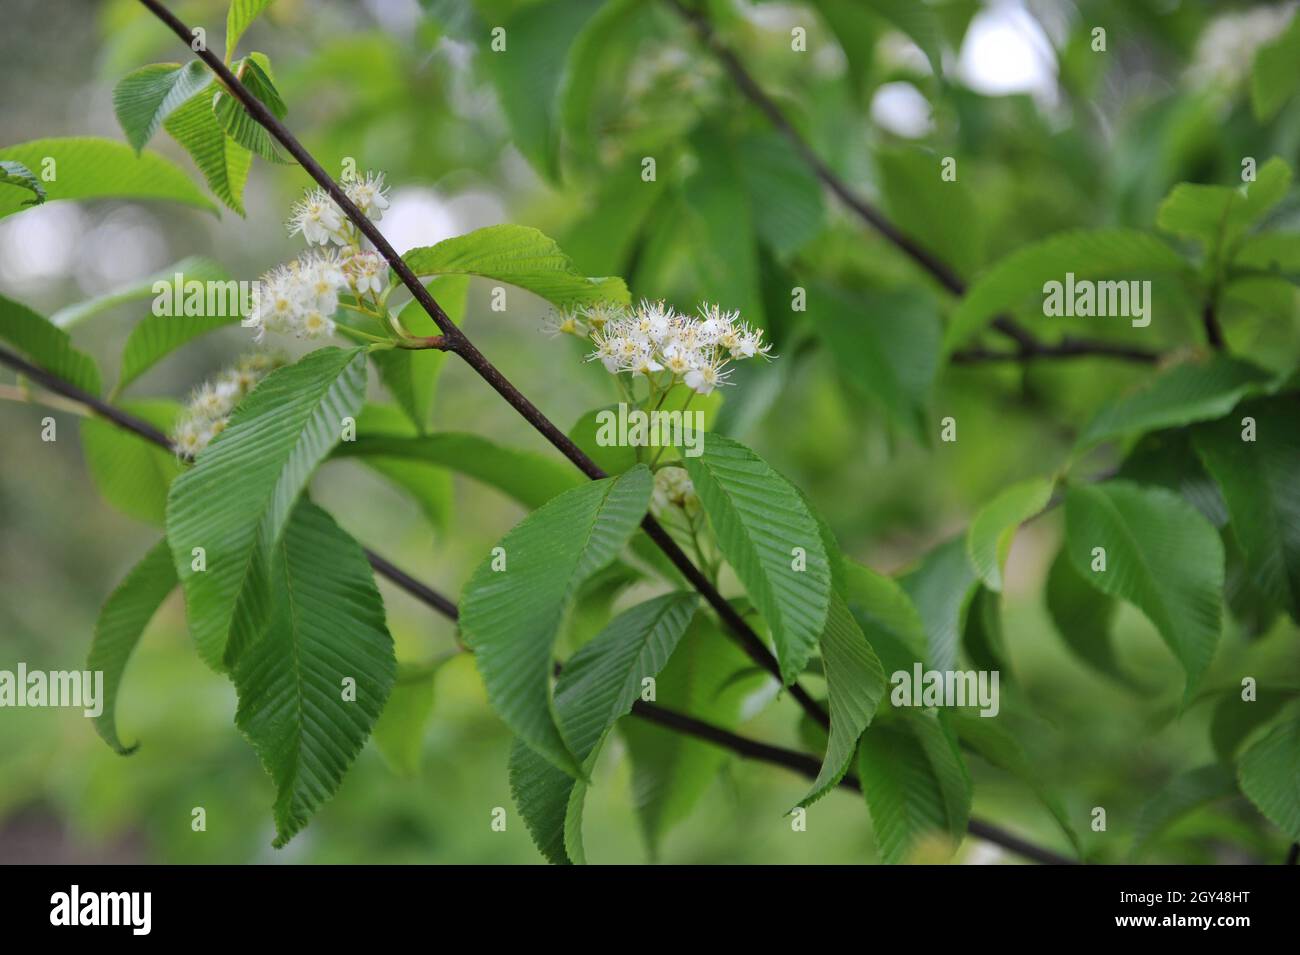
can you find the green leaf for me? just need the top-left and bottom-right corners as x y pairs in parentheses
(403, 224), (629, 309)
(842, 559), (929, 675)
(862, 0), (943, 76)
(166, 347), (369, 670)
(112, 62), (215, 154)
(370, 275), (468, 432)
(858, 711), (972, 863)
(372, 660), (447, 776)
(345, 404), (452, 533)
(0, 137), (216, 220)
(966, 477), (1053, 591)
(943, 228), (1187, 352)
(117, 314), (242, 395)
(737, 131), (825, 256)
(214, 55), (292, 165)
(621, 611), (765, 855)
(0, 159), (46, 206)
(333, 432), (580, 511)
(0, 294), (102, 395)
(88, 539), (178, 754)
(1210, 686), (1298, 763)
(163, 90), (254, 215)
(557, 0), (645, 168)
(950, 709), (1082, 858)
(1192, 397), (1300, 623)
(798, 591), (885, 808)
(227, 0), (276, 61)
(1044, 546), (1126, 685)
(684, 433), (832, 684)
(486, 0), (602, 182)
(899, 536), (977, 673)
(233, 499), (396, 847)
(459, 466), (653, 777)
(1131, 764), (1238, 858)
(1233, 232), (1300, 279)
(52, 256), (229, 330)
(1237, 717), (1300, 843)
(1252, 14), (1300, 120)
(1075, 355), (1277, 452)
(1156, 157), (1291, 255)
(811, 284), (940, 442)
(1064, 481), (1223, 699)
(510, 593), (696, 864)
(83, 399), (184, 525)
(961, 585), (1012, 680)
(878, 145), (981, 278)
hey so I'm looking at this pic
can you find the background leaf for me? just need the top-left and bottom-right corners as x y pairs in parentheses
(0, 294), (102, 395)
(1237, 717), (1300, 843)
(82, 399), (184, 525)
(966, 477), (1053, 591)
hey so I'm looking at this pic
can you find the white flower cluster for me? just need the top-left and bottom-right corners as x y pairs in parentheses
(651, 466), (699, 517)
(287, 171), (390, 246)
(557, 299), (771, 396)
(172, 354), (283, 456)
(245, 171), (392, 342)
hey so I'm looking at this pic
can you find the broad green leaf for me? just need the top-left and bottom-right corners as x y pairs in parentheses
(88, 539), (178, 754)
(0, 138), (215, 220)
(1044, 546), (1126, 685)
(1131, 764), (1238, 858)
(737, 131), (825, 256)
(1075, 355), (1276, 452)
(1192, 397), (1300, 622)
(1064, 481), (1223, 698)
(233, 499), (396, 847)
(372, 659), (447, 776)
(52, 256), (228, 329)
(961, 585), (1012, 680)
(0, 294), (102, 395)
(166, 347), (369, 670)
(0, 159), (46, 206)
(460, 466), (653, 777)
(117, 311), (242, 394)
(557, 0), (645, 168)
(369, 274), (469, 432)
(1234, 232), (1300, 279)
(858, 711), (972, 863)
(486, 0), (602, 182)
(943, 229), (1187, 352)
(82, 399), (184, 525)
(621, 610), (765, 855)
(684, 433), (832, 684)
(346, 404), (452, 532)
(510, 593), (696, 864)
(214, 55), (292, 164)
(403, 224), (629, 309)
(811, 284), (940, 442)
(842, 559), (928, 675)
(966, 477), (1053, 591)
(227, 0), (276, 60)
(163, 90), (254, 215)
(878, 145), (981, 277)
(1252, 14), (1300, 121)
(1115, 429), (1228, 528)
(950, 709), (1082, 857)
(1210, 686), (1298, 763)
(333, 432), (580, 510)
(1156, 158), (1291, 255)
(798, 591), (885, 808)
(112, 62), (214, 154)
(1237, 717), (1300, 843)
(899, 536), (977, 674)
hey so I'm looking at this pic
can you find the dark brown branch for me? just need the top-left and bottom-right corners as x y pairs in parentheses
(1202, 299), (1224, 350)
(952, 338), (1161, 365)
(663, 0), (1161, 367)
(136, 0), (825, 729)
(0, 343), (1075, 865)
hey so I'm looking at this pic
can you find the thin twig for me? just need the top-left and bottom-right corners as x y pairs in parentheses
(0, 343), (1074, 865)
(663, 0), (1162, 366)
(136, 0), (827, 728)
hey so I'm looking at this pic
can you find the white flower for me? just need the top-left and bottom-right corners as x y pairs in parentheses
(651, 466), (699, 516)
(543, 309), (587, 338)
(171, 354), (283, 456)
(684, 355), (731, 395)
(288, 188), (345, 245)
(346, 251), (386, 296)
(344, 171), (390, 220)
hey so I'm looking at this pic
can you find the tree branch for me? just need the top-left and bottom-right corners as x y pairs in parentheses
(136, 0), (827, 730)
(663, 0), (1162, 367)
(0, 343), (1075, 865)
